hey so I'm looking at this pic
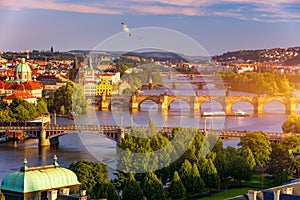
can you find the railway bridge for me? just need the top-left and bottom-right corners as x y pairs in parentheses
(0, 124), (293, 147)
(0, 124), (124, 146)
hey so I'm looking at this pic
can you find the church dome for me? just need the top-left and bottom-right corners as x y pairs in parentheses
(15, 58), (31, 73)
(1, 159), (80, 193)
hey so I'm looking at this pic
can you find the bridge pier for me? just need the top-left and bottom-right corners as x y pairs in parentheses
(225, 102), (232, 114)
(130, 94), (139, 110)
(39, 127), (50, 147)
(101, 94), (109, 110)
(159, 94), (169, 111)
(254, 105), (263, 115)
(286, 102), (297, 115)
(116, 128), (125, 144)
(191, 97), (200, 112)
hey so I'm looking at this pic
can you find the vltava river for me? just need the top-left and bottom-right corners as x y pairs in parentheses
(0, 88), (299, 182)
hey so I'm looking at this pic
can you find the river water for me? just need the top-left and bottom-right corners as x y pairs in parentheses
(1, 81), (300, 182)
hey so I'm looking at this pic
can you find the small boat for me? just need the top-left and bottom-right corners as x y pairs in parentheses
(201, 111), (226, 117)
(234, 110), (249, 116)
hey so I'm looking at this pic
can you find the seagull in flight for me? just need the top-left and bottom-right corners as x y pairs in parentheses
(121, 22), (131, 36)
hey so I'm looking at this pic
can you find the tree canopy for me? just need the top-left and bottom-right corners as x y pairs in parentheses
(169, 171), (186, 200)
(122, 173), (143, 200)
(221, 71), (295, 95)
(48, 81), (86, 114)
(69, 160), (109, 199)
(0, 98), (48, 122)
(238, 131), (271, 167)
(282, 114), (300, 134)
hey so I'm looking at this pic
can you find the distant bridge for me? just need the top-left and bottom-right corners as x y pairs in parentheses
(95, 93), (300, 115)
(0, 124), (293, 146)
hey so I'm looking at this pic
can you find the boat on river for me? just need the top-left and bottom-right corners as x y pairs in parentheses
(201, 111), (226, 117)
(201, 110), (249, 117)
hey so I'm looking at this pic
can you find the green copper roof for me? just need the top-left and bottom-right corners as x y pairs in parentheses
(1, 164), (80, 193)
(15, 58), (31, 73)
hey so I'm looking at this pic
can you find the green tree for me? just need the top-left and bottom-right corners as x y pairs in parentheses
(69, 160), (109, 199)
(179, 160), (193, 193)
(280, 135), (300, 151)
(213, 150), (228, 182)
(0, 109), (13, 122)
(190, 163), (205, 194)
(169, 171), (186, 200)
(228, 155), (252, 186)
(238, 131), (271, 167)
(51, 81), (86, 114)
(238, 146), (256, 171)
(122, 173), (143, 200)
(36, 98), (48, 116)
(14, 105), (30, 121)
(267, 143), (295, 185)
(198, 158), (218, 191)
(104, 182), (120, 200)
(225, 146), (238, 162)
(282, 114), (300, 133)
(20, 100), (38, 119)
(143, 172), (167, 200)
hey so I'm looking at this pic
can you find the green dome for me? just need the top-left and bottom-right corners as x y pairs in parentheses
(1, 166), (80, 193)
(15, 58), (31, 73)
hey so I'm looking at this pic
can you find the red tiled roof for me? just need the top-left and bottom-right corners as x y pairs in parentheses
(3, 90), (36, 100)
(23, 81), (43, 90)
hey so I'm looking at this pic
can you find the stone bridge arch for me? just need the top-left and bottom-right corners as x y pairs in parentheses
(226, 96), (256, 114)
(198, 96), (226, 113)
(257, 96), (289, 114)
(131, 95), (161, 110)
(168, 96), (194, 111)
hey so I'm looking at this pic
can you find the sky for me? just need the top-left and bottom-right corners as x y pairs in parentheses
(0, 0), (299, 55)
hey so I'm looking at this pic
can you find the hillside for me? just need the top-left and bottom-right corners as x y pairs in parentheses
(214, 47), (300, 66)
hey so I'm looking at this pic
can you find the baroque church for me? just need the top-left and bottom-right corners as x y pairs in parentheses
(0, 58), (43, 104)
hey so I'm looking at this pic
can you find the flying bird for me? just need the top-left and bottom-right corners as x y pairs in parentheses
(121, 22), (131, 36)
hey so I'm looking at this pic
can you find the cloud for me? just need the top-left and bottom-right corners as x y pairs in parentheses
(0, 0), (120, 14)
(0, 0), (299, 22)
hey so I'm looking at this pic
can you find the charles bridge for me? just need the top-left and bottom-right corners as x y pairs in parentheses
(96, 93), (300, 115)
